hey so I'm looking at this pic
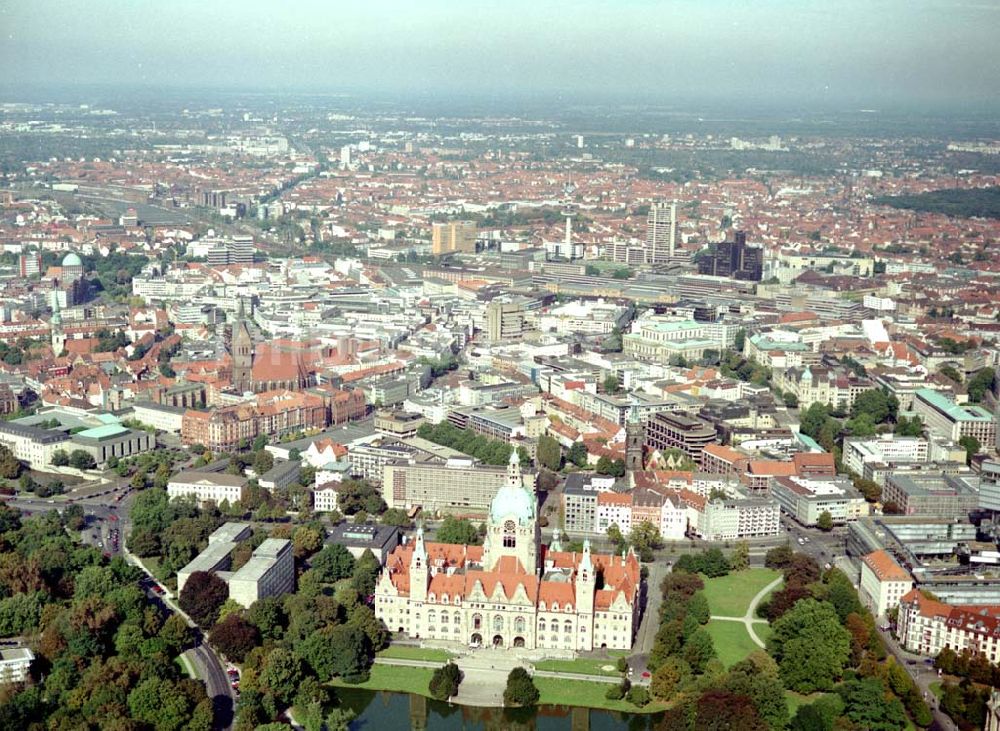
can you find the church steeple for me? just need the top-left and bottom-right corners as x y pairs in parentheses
(50, 295), (65, 356)
(231, 298), (254, 393)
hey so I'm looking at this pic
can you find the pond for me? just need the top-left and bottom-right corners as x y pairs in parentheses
(338, 688), (667, 730)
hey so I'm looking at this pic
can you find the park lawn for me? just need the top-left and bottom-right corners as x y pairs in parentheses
(701, 568), (782, 618)
(929, 681), (943, 700)
(534, 655), (625, 677)
(377, 646), (455, 663)
(175, 654), (200, 680)
(532, 676), (665, 713)
(330, 663), (437, 697)
(785, 691), (831, 716)
(705, 620), (762, 667)
(755, 622), (772, 645)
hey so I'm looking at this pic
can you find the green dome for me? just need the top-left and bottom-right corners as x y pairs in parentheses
(62, 252), (83, 267)
(489, 483), (535, 524)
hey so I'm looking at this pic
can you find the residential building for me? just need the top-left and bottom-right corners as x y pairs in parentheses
(562, 473), (616, 534)
(860, 549), (914, 619)
(697, 497), (781, 540)
(897, 590), (1000, 662)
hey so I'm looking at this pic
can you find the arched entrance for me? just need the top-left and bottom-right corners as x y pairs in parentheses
(470, 633), (482, 647)
(492, 634), (504, 648)
(513, 636), (525, 648)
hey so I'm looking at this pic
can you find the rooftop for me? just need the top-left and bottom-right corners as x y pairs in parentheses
(915, 388), (993, 422)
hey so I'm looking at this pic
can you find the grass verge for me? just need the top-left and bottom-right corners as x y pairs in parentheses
(533, 676), (665, 713)
(377, 646), (455, 663)
(534, 656), (625, 677)
(330, 663), (436, 696)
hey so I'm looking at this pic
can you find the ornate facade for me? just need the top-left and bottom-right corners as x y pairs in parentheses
(375, 452), (640, 652)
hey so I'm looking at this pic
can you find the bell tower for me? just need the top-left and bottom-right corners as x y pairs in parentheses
(231, 298), (254, 393)
(50, 295), (66, 356)
(625, 415), (645, 472)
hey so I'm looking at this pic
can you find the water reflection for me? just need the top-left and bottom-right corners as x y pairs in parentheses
(338, 688), (666, 730)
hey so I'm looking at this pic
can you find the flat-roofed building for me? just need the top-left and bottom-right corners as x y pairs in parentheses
(859, 549), (914, 618)
(843, 435), (930, 481)
(374, 410), (425, 439)
(257, 459), (301, 491)
(0, 647), (34, 684)
(561, 473), (616, 534)
(228, 538), (295, 608)
(382, 453), (535, 517)
(132, 402), (186, 433)
(0, 421), (69, 469)
(913, 388), (996, 446)
(69, 424), (155, 467)
(177, 522), (251, 592)
(882, 473), (980, 519)
(771, 475), (869, 526)
(644, 411), (717, 466)
(327, 523), (402, 564)
(697, 497), (781, 540)
(168, 470), (248, 506)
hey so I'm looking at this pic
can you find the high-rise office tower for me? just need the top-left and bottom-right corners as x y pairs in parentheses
(431, 221), (477, 256)
(646, 201), (677, 264)
(697, 230), (763, 281)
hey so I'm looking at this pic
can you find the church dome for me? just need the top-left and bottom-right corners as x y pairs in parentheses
(61, 252), (83, 267)
(490, 483), (535, 524)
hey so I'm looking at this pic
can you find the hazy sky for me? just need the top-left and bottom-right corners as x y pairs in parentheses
(2, 0), (999, 108)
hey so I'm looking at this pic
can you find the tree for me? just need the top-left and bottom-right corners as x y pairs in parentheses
(0, 445), (21, 479)
(726, 654), (788, 731)
(959, 435), (980, 465)
(692, 689), (769, 731)
(783, 392), (799, 408)
(595, 456), (626, 477)
(851, 389), (897, 424)
(603, 374), (621, 394)
(651, 656), (690, 700)
(299, 624), (372, 682)
(837, 677), (908, 731)
(351, 549), (382, 597)
(816, 511), (833, 531)
(768, 599), (851, 692)
(292, 526), (324, 560)
(436, 516), (481, 545)
(68, 449), (97, 470)
(536, 435), (562, 471)
(258, 647), (305, 706)
(252, 449), (274, 476)
(789, 694), (845, 731)
(764, 543), (794, 570)
(336, 479), (386, 515)
(51, 449), (70, 467)
(209, 613), (260, 662)
(247, 596), (287, 642)
(626, 686), (650, 707)
(731, 541), (750, 571)
(127, 677), (199, 731)
(683, 627), (717, 673)
(178, 571), (229, 629)
(310, 543), (356, 582)
(503, 666), (540, 707)
(567, 441), (588, 467)
(894, 415), (924, 437)
(967, 367), (996, 403)
(429, 662), (463, 700)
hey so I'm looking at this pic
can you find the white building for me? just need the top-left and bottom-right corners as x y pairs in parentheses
(538, 300), (631, 336)
(697, 498), (781, 541)
(167, 471), (248, 506)
(0, 647), (33, 684)
(843, 435), (930, 477)
(771, 476), (869, 526)
(898, 590), (1000, 662)
(859, 549), (914, 619)
(228, 538), (295, 608)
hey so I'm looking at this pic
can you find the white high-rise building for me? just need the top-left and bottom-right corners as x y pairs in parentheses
(646, 201), (676, 264)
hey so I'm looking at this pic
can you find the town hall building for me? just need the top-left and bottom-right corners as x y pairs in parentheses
(375, 451), (641, 652)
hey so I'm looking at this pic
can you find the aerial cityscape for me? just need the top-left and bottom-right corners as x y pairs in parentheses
(1, 1), (1000, 730)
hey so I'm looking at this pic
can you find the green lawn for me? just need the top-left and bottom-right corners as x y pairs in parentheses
(534, 655), (625, 677)
(701, 569), (782, 618)
(533, 676), (665, 713)
(330, 664), (437, 696)
(377, 646), (455, 663)
(175, 653), (200, 680)
(929, 681), (943, 700)
(705, 620), (763, 667)
(785, 691), (831, 715)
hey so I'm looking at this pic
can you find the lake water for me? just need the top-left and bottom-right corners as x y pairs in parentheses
(339, 688), (666, 730)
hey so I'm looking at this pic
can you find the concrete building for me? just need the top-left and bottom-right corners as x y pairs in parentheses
(432, 221), (477, 255)
(882, 473), (980, 519)
(0, 647), (34, 684)
(562, 473), (616, 534)
(859, 549), (914, 619)
(981, 460), (1000, 512)
(0, 421), (69, 469)
(382, 453), (535, 517)
(69, 424), (155, 467)
(645, 201), (677, 264)
(771, 475), (869, 526)
(374, 410), (425, 439)
(228, 538), (295, 608)
(257, 459), (301, 491)
(132, 402), (187, 433)
(167, 471), (248, 506)
(644, 411), (717, 466)
(697, 497), (781, 541)
(177, 522), (252, 592)
(485, 299), (531, 342)
(843, 435), (930, 481)
(913, 388), (996, 446)
(327, 523), (402, 564)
